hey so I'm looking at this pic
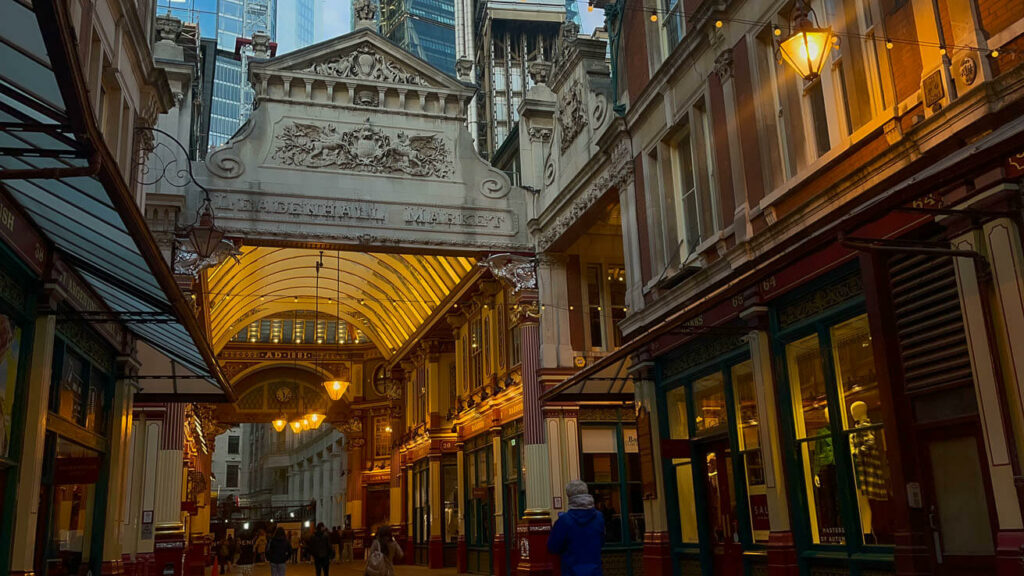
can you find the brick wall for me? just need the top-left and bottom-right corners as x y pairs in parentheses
(885, 1), (924, 104)
(978, 0), (1024, 37)
(624, 3), (651, 103)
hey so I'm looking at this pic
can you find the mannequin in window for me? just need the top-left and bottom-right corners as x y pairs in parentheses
(849, 400), (887, 543)
(811, 406), (840, 540)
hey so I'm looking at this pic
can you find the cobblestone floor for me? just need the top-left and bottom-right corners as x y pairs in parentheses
(219, 560), (458, 576)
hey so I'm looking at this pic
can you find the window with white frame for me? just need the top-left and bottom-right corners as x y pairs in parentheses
(755, 1), (891, 190)
(668, 102), (719, 259)
(583, 263), (628, 351)
(662, 0), (684, 52)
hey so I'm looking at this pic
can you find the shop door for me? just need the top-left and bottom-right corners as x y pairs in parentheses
(701, 440), (741, 576)
(921, 425), (996, 575)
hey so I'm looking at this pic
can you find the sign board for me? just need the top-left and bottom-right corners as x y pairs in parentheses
(54, 456), (102, 485)
(636, 407), (658, 500)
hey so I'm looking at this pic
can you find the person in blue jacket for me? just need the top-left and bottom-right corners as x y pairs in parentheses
(547, 480), (605, 576)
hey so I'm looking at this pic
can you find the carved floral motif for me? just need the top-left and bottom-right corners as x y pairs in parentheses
(271, 121), (454, 178)
(302, 43), (429, 86)
(558, 79), (588, 154)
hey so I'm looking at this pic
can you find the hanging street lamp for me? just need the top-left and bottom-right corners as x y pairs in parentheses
(185, 197), (226, 260)
(272, 416), (288, 432)
(289, 419), (303, 433)
(323, 250), (351, 402)
(778, 0), (833, 81)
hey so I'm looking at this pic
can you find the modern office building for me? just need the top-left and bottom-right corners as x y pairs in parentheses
(276, 0), (316, 55)
(378, 0), (457, 77)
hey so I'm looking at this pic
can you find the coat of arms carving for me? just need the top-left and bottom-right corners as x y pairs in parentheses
(272, 121), (454, 178)
(558, 80), (588, 153)
(303, 43), (430, 86)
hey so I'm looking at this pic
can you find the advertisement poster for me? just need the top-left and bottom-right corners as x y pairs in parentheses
(0, 313), (21, 459)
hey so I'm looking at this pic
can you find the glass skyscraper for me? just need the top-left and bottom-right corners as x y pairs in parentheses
(277, 0), (315, 55)
(378, 0), (456, 76)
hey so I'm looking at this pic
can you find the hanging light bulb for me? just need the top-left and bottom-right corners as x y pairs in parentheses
(308, 412), (324, 428)
(301, 416), (311, 431)
(289, 419), (303, 433)
(650, 9), (658, 22)
(272, 417), (287, 432)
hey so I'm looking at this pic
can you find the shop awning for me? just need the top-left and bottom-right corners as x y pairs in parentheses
(540, 355), (634, 402)
(0, 0), (231, 400)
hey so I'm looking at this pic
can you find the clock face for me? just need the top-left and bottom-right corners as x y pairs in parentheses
(274, 386), (294, 404)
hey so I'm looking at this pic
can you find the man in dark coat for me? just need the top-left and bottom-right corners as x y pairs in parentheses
(307, 522), (334, 576)
(547, 480), (605, 576)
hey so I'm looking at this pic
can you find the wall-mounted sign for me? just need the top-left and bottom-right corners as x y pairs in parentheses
(54, 456), (102, 485)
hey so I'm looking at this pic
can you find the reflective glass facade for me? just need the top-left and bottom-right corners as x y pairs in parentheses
(380, 0), (456, 76)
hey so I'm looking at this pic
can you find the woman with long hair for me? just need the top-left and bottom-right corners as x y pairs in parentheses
(364, 525), (403, 576)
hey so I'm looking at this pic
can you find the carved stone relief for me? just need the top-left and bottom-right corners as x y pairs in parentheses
(479, 253), (537, 293)
(301, 43), (430, 86)
(558, 79), (589, 154)
(271, 121), (454, 178)
(538, 139), (633, 251)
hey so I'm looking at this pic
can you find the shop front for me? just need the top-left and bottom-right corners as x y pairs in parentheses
(463, 433), (494, 574)
(0, 192), (44, 573)
(659, 333), (770, 576)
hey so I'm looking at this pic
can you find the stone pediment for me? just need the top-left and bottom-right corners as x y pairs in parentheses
(194, 28), (528, 255)
(250, 29), (469, 94)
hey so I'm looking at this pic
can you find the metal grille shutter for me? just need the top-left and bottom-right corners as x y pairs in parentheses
(890, 253), (974, 391)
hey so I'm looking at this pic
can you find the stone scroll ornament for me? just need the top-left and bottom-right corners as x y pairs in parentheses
(272, 121), (454, 178)
(303, 43), (430, 86)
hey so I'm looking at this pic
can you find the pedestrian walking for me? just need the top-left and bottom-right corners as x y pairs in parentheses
(547, 480), (605, 576)
(217, 537), (233, 573)
(340, 520), (355, 563)
(235, 530), (256, 576)
(255, 529), (268, 563)
(364, 525), (403, 576)
(330, 526), (341, 564)
(289, 531), (300, 564)
(267, 527), (292, 576)
(308, 522), (334, 576)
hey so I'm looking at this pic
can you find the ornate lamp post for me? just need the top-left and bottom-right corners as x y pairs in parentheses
(778, 0), (834, 80)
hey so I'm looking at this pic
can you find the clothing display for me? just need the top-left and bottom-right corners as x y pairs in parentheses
(850, 419), (888, 500)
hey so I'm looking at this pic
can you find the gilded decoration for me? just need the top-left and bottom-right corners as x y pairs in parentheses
(271, 121), (454, 179)
(302, 43), (429, 86)
(558, 79), (589, 154)
(777, 275), (863, 328)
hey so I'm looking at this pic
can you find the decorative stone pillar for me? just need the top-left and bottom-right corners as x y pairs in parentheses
(102, 355), (140, 576)
(629, 359), (672, 576)
(9, 305), (57, 576)
(153, 403), (186, 576)
(952, 229), (1024, 574)
(536, 253), (573, 368)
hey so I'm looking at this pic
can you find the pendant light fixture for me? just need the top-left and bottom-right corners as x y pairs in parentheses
(777, 0), (834, 80)
(323, 250), (351, 401)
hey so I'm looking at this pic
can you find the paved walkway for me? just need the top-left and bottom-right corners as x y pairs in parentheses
(222, 561), (458, 576)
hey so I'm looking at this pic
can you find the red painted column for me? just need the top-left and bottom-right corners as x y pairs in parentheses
(514, 298), (553, 576)
(457, 534), (468, 573)
(997, 531), (1024, 576)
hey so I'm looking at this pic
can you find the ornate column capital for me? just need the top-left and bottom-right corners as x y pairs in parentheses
(479, 253), (537, 293)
